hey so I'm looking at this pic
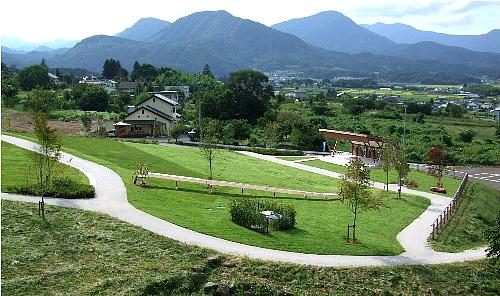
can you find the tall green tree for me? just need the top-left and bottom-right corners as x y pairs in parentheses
(102, 58), (128, 79)
(23, 87), (57, 112)
(72, 84), (110, 111)
(393, 148), (410, 198)
(227, 70), (274, 123)
(17, 65), (51, 91)
(380, 144), (395, 191)
(202, 64), (214, 79)
(199, 119), (225, 180)
(339, 158), (385, 242)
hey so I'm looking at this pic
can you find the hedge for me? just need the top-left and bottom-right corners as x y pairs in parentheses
(230, 199), (296, 233)
(8, 177), (95, 199)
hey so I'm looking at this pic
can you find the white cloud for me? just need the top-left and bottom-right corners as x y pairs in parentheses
(0, 0), (498, 42)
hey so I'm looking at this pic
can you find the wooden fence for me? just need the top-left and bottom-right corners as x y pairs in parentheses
(430, 173), (469, 239)
(148, 172), (339, 200)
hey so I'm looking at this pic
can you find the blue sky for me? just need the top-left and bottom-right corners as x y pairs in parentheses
(1, 0), (499, 42)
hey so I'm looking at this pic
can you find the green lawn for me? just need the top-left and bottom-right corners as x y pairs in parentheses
(303, 159), (462, 197)
(432, 182), (500, 252)
(1, 141), (89, 192)
(3, 133), (430, 255)
(2, 200), (499, 296)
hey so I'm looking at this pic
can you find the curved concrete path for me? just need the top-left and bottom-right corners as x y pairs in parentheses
(1, 135), (487, 267)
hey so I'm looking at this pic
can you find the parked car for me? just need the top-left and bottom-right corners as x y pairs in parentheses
(107, 129), (116, 138)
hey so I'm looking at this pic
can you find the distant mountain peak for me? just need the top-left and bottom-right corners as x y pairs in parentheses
(116, 17), (171, 41)
(272, 11), (394, 54)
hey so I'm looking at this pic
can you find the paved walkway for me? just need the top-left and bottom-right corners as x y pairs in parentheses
(1, 135), (487, 267)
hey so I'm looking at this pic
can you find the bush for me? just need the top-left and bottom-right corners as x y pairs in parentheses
(459, 130), (475, 143)
(247, 147), (304, 156)
(8, 177), (95, 199)
(230, 199), (296, 232)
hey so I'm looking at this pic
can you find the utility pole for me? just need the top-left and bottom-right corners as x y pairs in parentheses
(198, 97), (202, 142)
(403, 104), (407, 146)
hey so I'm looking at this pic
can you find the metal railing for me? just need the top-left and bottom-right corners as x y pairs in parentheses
(430, 173), (469, 239)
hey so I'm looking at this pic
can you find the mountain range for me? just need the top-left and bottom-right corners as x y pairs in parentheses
(2, 10), (499, 83)
(363, 23), (500, 54)
(1, 36), (78, 52)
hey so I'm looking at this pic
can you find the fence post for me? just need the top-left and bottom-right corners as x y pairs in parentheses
(432, 223), (435, 239)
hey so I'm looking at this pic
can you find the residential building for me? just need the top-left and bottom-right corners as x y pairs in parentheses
(113, 91), (179, 138)
(286, 89), (308, 100)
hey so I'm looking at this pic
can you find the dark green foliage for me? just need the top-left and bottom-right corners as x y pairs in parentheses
(342, 97), (386, 115)
(486, 211), (500, 259)
(8, 177), (95, 199)
(446, 104), (467, 118)
(459, 130), (476, 143)
(72, 83), (110, 111)
(131, 61), (158, 81)
(17, 65), (51, 91)
(245, 147), (304, 156)
(202, 64), (214, 79)
(406, 102), (432, 115)
(227, 70), (274, 123)
(465, 84), (500, 96)
(22, 87), (57, 112)
(230, 199), (296, 232)
(102, 58), (128, 79)
(1, 64), (20, 107)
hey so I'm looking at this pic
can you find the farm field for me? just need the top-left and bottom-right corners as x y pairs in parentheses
(3, 133), (429, 255)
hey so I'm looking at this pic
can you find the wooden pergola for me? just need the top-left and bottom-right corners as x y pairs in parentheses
(319, 129), (386, 160)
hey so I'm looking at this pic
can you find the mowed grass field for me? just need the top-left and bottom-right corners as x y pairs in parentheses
(1, 141), (89, 192)
(302, 159), (462, 197)
(3, 133), (430, 255)
(3, 200), (499, 296)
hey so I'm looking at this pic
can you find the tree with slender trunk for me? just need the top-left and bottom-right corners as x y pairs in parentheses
(380, 144), (395, 191)
(339, 158), (386, 242)
(393, 147), (410, 199)
(199, 119), (224, 180)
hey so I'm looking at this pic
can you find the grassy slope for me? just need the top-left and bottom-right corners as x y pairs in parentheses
(432, 182), (500, 252)
(3, 133), (429, 255)
(303, 159), (462, 197)
(2, 201), (500, 296)
(1, 141), (89, 192)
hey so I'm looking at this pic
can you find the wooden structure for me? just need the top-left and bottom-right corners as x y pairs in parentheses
(319, 129), (386, 160)
(149, 172), (339, 200)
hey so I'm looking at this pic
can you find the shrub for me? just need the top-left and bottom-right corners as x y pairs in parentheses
(246, 147), (304, 156)
(405, 180), (419, 189)
(459, 130), (475, 143)
(230, 199), (296, 232)
(8, 177), (95, 199)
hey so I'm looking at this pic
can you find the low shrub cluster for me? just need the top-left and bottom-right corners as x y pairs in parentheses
(8, 177), (95, 199)
(230, 199), (296, 233)
(246, 147), (304, 156)
(48, 110), (120, 122)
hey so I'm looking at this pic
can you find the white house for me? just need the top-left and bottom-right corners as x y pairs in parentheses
(114, 91), (179, 137)
(286, 89), (308, 100)
(493, 107), (500, 123)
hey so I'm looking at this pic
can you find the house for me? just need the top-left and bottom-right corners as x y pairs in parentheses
(113, 91), (179, 138)
(286, 89), (308, 100)
(493, 107), (500, 123)
(48, 73), (60, 84)
(117, 81), (142, 94)
(79, 76), (117, 92)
